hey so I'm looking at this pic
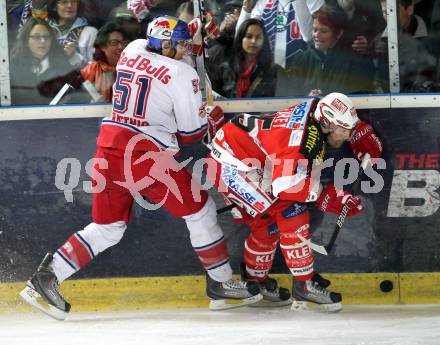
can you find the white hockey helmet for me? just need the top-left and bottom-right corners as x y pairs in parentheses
(314, 92), (360, 130)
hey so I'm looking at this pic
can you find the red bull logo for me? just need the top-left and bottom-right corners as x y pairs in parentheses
(156, 19), (170, 28)
(154, 18), (177, 30)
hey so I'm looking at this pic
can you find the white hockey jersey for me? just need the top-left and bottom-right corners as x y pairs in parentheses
(97, 39), (206, 152)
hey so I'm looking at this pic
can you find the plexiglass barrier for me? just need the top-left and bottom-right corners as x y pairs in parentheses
(1, 0), (439, 108)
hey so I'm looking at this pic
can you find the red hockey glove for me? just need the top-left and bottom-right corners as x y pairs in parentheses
(188, 17), (203, 56)
(316, 185), (363, 217)
(188, 17), (220, 56)
(350, 121), (383, 161)
(127, 0), (155, 22)
(205, 20), (220, 38)
(201, 104), (224, 145)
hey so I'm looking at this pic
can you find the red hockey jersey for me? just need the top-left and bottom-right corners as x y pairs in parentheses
(211, 98), (326, 206)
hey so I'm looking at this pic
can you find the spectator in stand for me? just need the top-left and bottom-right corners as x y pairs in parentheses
(371, 0), (388, 93)
(7, 1), (31, 50)
(18, 1), (50, 27)
(108, 2), (147, 42)
(325, 0), (386, 92)
(326, 0), (386, 55)
(206, 1), (242, 79)
(9, 17), (81, 105)
(430, 0), (440, 32)
(80, 0), (125, 28)
(283, 4), (373, 96)
(46, 0), (97, 68)
(208, 18), (276, 98)
(205, 0), (223, 21)
(17, 0), (98, 68)
(237, 0), (332, 96)
(399, 0), (429, 39)
(238, 0), (325, 68)
(80, 22), (129, 103)
(413, 0), (434, 28)
(19, 0), (124, 29)
(428, 0), (440, 57)
(373, 0), (438, 92)
(217, 0), (242, 40)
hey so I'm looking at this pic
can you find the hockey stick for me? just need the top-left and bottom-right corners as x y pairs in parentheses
(216, 203), (235, 214)
(322, 153), (371, 255)
(81, 80), (103, 103)
(215, 204), (328, 255)
(216, 155), (370, 254)
(49, 83), (73, 105)
(193, 0), (214, 106)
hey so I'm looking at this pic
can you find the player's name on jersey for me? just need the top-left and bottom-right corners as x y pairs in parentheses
(112, 113), (148, 127)
(118, 52), (171, 84)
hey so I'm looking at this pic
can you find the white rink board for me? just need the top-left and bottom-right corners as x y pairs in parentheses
(1, 94), (440, 121)
(1, 305), (440, 345)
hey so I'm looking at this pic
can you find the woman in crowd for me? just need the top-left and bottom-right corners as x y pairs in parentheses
(284, 4), (374, 96)
(47, 0), (97, 68)
(208, 18), (276, 98)
(9, 17), (80, 105)
(80, 21), (129, 103)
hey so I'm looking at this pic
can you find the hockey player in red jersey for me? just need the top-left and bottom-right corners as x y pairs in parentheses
(20, 15), (261, 320)
(208, 92), (383, 312)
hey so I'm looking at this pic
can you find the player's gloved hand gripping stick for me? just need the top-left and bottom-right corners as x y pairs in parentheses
(322, 153), (371, 255)
(297, 153), (371, 256)
(217, 154), (370, 256)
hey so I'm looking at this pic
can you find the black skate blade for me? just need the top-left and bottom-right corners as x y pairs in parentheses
(291, 300), (342, 313)
(248, 297), (293, 308)
(20, 285), (68, 321)
(209, 293), (263, 311)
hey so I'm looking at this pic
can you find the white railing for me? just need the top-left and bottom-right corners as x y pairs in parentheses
(1, 94), (440, 121)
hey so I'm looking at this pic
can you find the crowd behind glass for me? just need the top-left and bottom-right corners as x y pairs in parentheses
(5, 0), (440, 106)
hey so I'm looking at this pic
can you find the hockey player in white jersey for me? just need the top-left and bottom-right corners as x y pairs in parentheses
(20, 15), (261, 320)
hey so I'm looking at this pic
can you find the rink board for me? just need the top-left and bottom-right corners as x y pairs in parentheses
(0, 98), (439, 305)
(1, 273), (440, 313)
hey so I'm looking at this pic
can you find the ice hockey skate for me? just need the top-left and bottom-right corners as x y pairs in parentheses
(240, 263), (292, 307)
(291, 278), (342, 313)
(206, 274), (263, 310)
(291, 272), (331, 292)
(19, 253), (71, 320)
(312, 272), (331, 288)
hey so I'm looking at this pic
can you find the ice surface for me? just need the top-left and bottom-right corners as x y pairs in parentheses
(1, 305), (439, 345)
